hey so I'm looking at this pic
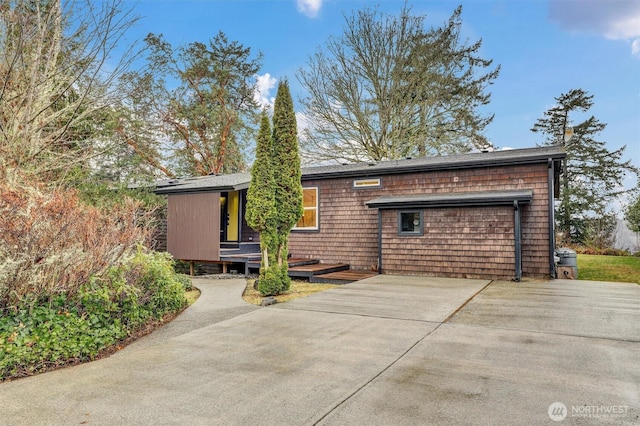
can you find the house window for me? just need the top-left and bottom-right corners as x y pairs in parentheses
(354, 178), (381, 188)
(294, 187), (318, 230)
(398, 210), (423, 235)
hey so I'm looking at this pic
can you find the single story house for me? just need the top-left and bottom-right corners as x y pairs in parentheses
(154, 145), (565, 281)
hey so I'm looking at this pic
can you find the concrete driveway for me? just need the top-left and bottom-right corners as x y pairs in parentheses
(0, 276), (638, 425)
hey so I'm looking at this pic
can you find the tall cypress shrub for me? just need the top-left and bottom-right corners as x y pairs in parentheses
(245, 112), (279, 295)
(271, 81), (303, 292)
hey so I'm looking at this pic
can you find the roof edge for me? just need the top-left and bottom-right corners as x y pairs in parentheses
(302, 147), (565, 181)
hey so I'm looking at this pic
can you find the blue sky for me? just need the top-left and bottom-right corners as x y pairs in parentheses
(126, 0), (639, 191)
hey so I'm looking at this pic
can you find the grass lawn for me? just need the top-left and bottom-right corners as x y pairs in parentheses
(577, 254), (640, 284)
(185, 288), (201, 305)
(243, 279), (339, 305)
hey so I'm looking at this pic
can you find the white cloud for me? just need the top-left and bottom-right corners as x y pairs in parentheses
(254, 73), (277, 109)
(632, 39), (640, 56)
(548, 0), (640, 56)
(297, 0), (322, 18)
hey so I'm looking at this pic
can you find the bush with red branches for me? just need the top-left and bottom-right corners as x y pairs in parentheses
(0, 182), (152, 312)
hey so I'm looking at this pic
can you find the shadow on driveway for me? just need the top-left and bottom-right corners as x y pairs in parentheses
(0, 276), (638, 425)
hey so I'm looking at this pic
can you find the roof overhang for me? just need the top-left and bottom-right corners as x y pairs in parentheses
(154, 173), (251, 195)
(148, 147), (565, 195)
(366, 189), (533, 209)
(302, 146), (565, 181)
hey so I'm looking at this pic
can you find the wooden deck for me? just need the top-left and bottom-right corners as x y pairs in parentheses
(310, 270), (378, 284)
(287, 263), (350, 278)
(217, 250), (376, 284)
(246, 257), (319, 270)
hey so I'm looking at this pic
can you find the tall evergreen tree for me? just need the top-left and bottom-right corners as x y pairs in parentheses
(531, 89), (637, 244)
(271, 81), (303, 292)
(245, 112), (279, 295)
(121, 31), (262, 177)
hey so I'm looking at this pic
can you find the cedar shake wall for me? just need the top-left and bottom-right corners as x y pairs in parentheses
(381, 206), (516, 279)
(288, 163), (550, 278)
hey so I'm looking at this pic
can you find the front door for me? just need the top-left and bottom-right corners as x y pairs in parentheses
(220, 191), (240, 242)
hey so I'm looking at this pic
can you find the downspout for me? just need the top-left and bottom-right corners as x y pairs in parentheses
(377, 210), (383, 273)
(513, 200), (522, 282)
(548, 158), (557, 278)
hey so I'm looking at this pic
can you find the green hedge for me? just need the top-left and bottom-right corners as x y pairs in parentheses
(0, 250), (190, 381)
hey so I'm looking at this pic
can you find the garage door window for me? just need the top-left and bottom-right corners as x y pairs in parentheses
(398, 210), (423, 235)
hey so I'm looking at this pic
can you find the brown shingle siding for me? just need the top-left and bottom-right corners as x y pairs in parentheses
(381, 206), (516, 279)
(288, 162), (551, 279)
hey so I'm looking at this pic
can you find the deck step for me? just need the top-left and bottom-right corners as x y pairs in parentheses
(310, 270), (379, 284)
(287, 263), (350, 278)
(287, 258), (321, 267)
(247, 257), (320, 270)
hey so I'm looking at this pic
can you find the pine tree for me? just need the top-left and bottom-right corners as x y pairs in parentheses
(531, 89), (637, 244)
(245, 112), (279, 295)
(122, 31), (262, 177)
(271, 81), (303, 292)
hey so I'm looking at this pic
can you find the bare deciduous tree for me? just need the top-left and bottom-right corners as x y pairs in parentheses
(0, 0), (139, 184)
(297, 5), (499, 163)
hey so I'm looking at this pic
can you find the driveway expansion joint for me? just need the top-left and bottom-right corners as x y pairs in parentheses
(312, 319), (445, 425)
(442, 279), (494, 323)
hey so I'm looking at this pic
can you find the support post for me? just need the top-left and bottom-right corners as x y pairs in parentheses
(548, 158), (557, 278)
(514, 201), (522, 282)
(377, 210), (383, 273)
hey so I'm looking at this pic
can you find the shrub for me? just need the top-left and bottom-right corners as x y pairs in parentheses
(0, 304), (125, 379)
(124, 249), (189, 319)
(257, 267), (282, 296)
(0, 181), (152, 313)
(0, 179), (191, 381)
(0, 250), (189, 381)
(573, 246), (631, 256)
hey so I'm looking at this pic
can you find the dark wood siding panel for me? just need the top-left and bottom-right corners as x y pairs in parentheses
(240, 190), (259, 243)
(381, 207), (516, 279)
(290, 162), (551, 278)
(167, 193), (220, 261)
